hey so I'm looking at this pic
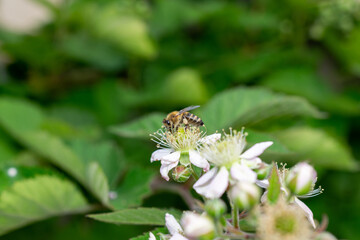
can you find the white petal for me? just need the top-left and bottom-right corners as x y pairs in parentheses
(149, 232), (156, 240)
(230, 163), (257, 183)
(170, 233), (189, 240)
(151, 149), (173, 162)
(189, 150), (209, 171)
(181, 212), (214, 238)
(260, 190), (268, 203)
(198, 133), (221, 144)
(256, 179), (269, 189)
(240, 141), (273, 159)
(193, 167), (218, 188)
(161, 151), (181, 164)
(294, 197), (316, 228)
(193, 166), (229, 199)
(160, 161), (179, 181)
(165, 213), (183, 235)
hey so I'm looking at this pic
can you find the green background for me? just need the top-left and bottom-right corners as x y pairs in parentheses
(0, 0), (359, 239)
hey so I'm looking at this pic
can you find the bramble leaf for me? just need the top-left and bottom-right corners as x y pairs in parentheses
(0, 175), (90, 236)
(88, 208), (182, 225)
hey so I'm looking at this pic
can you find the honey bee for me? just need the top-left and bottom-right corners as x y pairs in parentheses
(163, 105), (204, 132)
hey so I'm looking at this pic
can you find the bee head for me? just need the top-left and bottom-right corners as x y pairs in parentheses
(162, 119), (171, 127)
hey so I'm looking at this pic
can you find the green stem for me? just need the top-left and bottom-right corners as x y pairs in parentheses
(214, 220), (223, 238)
(232, 205), (239, 230)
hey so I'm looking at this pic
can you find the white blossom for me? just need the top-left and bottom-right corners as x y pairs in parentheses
(164, 213), (188, 240)
(181, 212), (214, 238)
(151, 127), (220, 181)
(163, 212), (214, 240)
(193, 129), (273, 198)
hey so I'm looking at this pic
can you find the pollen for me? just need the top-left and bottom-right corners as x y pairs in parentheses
(150, 126), (205, 151)
(257, 198), (313, 240)
(199, 128), (246, 167)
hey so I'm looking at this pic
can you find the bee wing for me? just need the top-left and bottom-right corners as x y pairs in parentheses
(177, 105), (200, 115)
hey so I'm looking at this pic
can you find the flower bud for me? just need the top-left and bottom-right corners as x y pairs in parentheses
(285, 162), (317, 196)
(254, 163), (271, 180)
(181, 212), (214, 239)
(172, 165), (191, 182)
(204, 199), (227, 219)
(229, 182), (260, 210)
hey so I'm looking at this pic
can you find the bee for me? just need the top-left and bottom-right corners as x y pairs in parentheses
(162, 105), (204, 132)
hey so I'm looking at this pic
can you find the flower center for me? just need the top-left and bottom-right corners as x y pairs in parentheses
(200, 129), (246, 167)
(151, 126), (204, 151)
(275, 214), (296, 234)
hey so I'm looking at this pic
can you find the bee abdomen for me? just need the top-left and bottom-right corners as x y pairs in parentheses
(185, 112), (204, 126)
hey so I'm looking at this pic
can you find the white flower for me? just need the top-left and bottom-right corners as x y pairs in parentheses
(151, 127), (220, 181)
(149, 232), (156, 240)
(257, 163), (322, 229)
(193, 129), (273, 198)
(181, 212), (214, 238)
(165, 213), (188, 240)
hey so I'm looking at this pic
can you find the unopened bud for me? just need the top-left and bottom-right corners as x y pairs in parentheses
(285, 162), (317, 196)
(254, 163), (270, 180)
(205, 199), (227, 219)
(181, 212), (214, 239)
(172, 165), (192, 182)
(229, 182), (260, 210)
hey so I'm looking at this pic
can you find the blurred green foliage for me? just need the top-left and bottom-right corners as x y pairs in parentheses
(0, 0), (359, 239)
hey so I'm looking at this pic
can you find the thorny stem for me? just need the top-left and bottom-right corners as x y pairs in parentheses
(151, 177), (199, 211)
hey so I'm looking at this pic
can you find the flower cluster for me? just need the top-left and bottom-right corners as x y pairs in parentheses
(149, 126), (330, 240)
(150, 127), (220, 181)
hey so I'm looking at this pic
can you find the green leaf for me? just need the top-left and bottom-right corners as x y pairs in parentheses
(246, 129), (290, 155)
(21, 131), (86, 182)
(70, 140), (124, 188)
(110, 168), (155, 210)
(200, 87), (323, 133)
(0, 97), (44, 132)
(109, 113), (164, 139)
(88, 208), (182, 225)
(0, 165), (57, 193)
(89, 5), (156, 58)
(261, 67), (360, 115)
(86, 162), (110, 206)
(60, 33), (125, 71)
(0, 98), (110, 205)
(130, 227), (167, 240)
(0, 137), (16, 164)
(0, 175), (90, 235)
(267, 163), (281, 204)
(161, 68), (209, 106)
(275, 127), (358, 171)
